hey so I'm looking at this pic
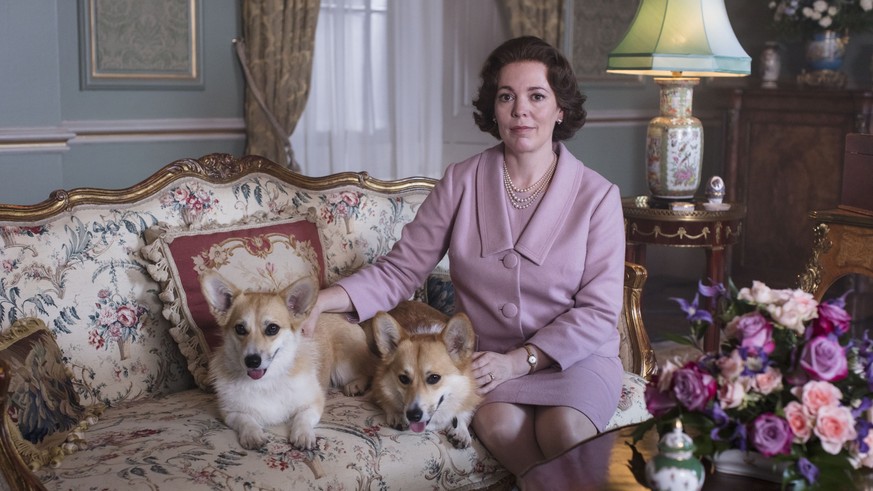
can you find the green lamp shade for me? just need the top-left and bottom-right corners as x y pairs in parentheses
(606, 0), (751, 77)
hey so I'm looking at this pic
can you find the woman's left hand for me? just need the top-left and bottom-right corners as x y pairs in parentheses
(472, 350), (525, 394)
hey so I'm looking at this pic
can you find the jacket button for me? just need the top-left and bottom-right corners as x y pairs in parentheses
(501, 303), (518, 318)
(502, 252), (519, 269)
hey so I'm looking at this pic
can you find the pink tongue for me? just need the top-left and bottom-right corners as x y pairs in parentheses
(247, 369), (266, 380)
(410, 421), (426, 433)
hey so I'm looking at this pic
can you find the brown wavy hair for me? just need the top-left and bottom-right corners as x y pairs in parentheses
(472, 36), (586, 142)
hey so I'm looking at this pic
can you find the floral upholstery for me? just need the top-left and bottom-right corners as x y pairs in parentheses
(0, 154), (653, 490)
(33, 388), (510, 490)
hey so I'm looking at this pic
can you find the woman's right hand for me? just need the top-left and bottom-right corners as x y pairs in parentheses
(300, 303), (323, 337)
(300, 285), (354, 337)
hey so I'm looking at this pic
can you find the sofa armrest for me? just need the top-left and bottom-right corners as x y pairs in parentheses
(620, 261), (655, 379)
(0, 358), (48, 491)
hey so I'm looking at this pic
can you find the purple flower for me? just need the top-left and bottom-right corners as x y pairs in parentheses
(730, 312), (775, 354)
(644, 384), (676, 418)
(671, 293), (713, 325)
(751, 413), (792, 457)
(812, 301), (852, 337)
(698, 280), (726, 300)
(797, 457), (819, 485)
(800, 335), (848, 382)
(672, 365), (716, 411)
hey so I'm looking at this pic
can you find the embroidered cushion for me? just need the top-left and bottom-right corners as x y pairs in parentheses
(0, 318), (102, 471)
(141, 216), (326, 390)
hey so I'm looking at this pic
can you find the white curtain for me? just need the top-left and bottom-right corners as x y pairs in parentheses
(290, 0), (444, 180)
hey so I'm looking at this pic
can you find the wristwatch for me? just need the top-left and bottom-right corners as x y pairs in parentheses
(523, 344), (537, 374)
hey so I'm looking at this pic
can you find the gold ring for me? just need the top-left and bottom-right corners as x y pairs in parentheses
(489, 372), (494, 382)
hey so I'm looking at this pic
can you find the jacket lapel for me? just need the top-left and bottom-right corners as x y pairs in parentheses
(515, 143), (583, 265)
(476, 142), (584, 265)
(477, 144), (514, 257)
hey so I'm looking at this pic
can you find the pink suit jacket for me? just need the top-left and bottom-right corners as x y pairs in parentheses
(338, 142), (626, 426)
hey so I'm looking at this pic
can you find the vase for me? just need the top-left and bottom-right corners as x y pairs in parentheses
(645, 423), (705, 491)
(805, 30), (848, 72)
(646, 78), (703, 200)
(710, 449), (788, 483)
(759, 42), (781, 89)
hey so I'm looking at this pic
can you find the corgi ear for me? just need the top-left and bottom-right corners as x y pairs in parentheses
(199, 270), (239, 326)
(372, 312), (402, 358)
(281, 276), (319, 317)
(443, 313), (476, 362)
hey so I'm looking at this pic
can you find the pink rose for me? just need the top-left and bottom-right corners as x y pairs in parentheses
(340, 192), (360, 207)
(767, 290), (818, 334)
(738, 281), (779, 305)
(813, 302), (851, 337)
(784, 401), (812, 443)
(672, 364), (716, 411)
(800, 336), (848, 382)
(754, 366), (783, 395)
(728, 312), (775, 353)
(656, 358), (681, 392)
(173, 188), (189, 203)
(717, 378), (748, 409)
(751, 413), (793, 457)
(115, 305), (140, 328)
(799, 380), (842, 417)
(716, 349), (744, 380)
(814, 405), (857, 455)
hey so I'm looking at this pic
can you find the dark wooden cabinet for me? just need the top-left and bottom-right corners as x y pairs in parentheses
(720, 87), (873, 288)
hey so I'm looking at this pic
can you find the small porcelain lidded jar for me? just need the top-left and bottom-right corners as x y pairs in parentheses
(645, 421), (705, 491)
(706, 176), (725, 204)
(760, 42), (781, 89)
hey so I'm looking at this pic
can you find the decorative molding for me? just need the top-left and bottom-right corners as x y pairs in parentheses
(0, 118), (245, 154)
(79, 0), (203, 90)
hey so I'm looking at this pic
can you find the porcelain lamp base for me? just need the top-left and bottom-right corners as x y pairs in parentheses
(646, 78), (703, 200)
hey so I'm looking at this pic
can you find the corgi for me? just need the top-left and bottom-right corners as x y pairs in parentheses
(367, 300), (481, 448)
(201, 270), (373, 450)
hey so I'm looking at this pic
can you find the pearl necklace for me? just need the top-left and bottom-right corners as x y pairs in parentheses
(502, 153), (557, 210)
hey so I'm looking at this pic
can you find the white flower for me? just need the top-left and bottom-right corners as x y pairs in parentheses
(827, 6), (838, 15)
(862, 0), (873, 11)
(813, 0), (829, 12)
(819, 15), (834, 27)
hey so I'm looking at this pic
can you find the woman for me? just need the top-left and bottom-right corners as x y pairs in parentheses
(302, 36), (625, 477)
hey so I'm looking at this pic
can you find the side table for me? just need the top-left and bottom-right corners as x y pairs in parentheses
(622, 196), (747, 352)
(799, 208), (873, 300)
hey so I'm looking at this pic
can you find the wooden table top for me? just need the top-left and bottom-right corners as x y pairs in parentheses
(517, 426), (782, 491)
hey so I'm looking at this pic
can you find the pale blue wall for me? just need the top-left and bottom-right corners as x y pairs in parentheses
(0, 1), (245, 206)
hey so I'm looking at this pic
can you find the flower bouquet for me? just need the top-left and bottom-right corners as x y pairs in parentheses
(769, 0), (873, 38)
(633, 280), (873, 489)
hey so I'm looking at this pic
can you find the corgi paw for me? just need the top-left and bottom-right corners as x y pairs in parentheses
(237, 427), (269, 449)
(447, 425), (473, 449)
(342, 377), (370, 396)
(385, 412), (406, 430)
(289, 427), (317, 450)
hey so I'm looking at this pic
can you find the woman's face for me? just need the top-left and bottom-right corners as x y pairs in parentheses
(494, 61), (564, 158)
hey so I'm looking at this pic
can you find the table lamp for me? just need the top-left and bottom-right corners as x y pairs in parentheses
(606, 0), (750, 201)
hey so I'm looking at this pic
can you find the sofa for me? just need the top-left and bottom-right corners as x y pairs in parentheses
(0, 153), (654, 490)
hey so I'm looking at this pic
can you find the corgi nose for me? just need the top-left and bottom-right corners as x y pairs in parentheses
(244, 354), (261, 368)
(406, 407), (423, 422)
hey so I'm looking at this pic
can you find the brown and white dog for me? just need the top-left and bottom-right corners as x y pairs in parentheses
(201, 270), (373, 450)
(367, 301), (481, 448)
